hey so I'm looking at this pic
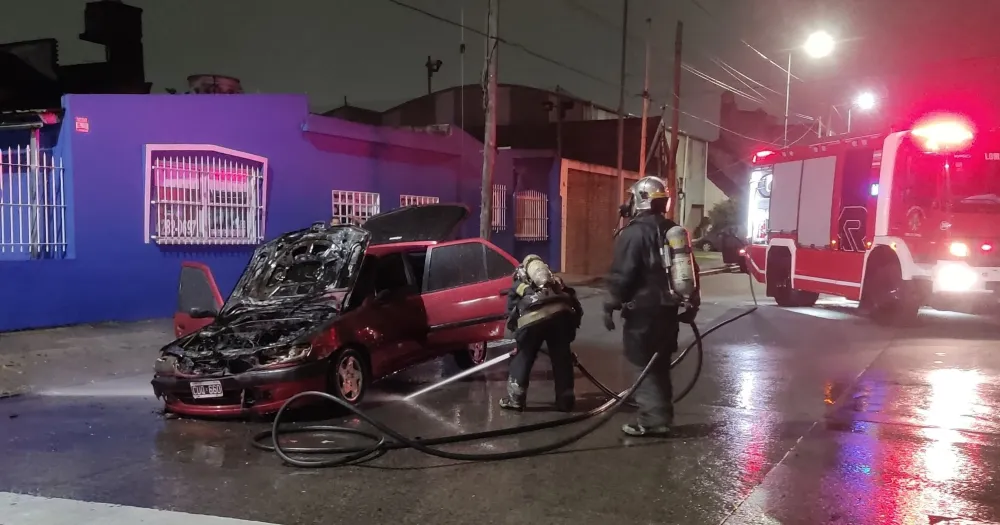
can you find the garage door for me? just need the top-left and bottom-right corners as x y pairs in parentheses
(564, 169), (630, 276)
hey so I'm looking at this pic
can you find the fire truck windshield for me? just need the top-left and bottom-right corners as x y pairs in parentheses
(949, 149), (1000, 211)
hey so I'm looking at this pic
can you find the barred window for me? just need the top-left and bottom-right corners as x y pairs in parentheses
(399, 194), (439, 207)
(491, 183), (507, 232)
(0, 145), (69, 259)
(514, 190), (548, 241)
(144, 145), (267, 245)
(332, 190), (380, 225)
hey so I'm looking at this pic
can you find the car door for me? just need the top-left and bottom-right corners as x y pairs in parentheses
(419, 240), (518, 351)
(367, 252), (428, 371)
(174, 262), (224, 338)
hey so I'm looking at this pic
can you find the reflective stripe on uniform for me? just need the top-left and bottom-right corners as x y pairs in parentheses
(515, 282), (530, 297)
(516, 302), (572, 329)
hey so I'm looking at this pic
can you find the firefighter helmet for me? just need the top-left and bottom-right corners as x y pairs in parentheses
(622, 176), (670, 217)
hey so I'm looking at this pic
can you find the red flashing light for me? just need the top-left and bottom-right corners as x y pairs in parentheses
(912, 119), (974, 152)
(752, 150), (775, 163)
(983, 243), (994, 253)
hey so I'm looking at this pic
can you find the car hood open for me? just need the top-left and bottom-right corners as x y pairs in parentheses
(226, 223), (370, 310)
(363, 203), (469, 245)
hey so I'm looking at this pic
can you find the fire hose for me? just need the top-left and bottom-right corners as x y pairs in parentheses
(251, 269), (759, 467)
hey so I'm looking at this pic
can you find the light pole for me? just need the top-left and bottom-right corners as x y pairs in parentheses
(847, 91), (877, 133)
(784, 30), (835, 146)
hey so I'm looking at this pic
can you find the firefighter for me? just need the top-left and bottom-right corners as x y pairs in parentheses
(499, 254), (584, 412)
(603, 176), (700, 437)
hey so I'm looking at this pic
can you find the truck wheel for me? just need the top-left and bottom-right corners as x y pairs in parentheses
(774, 286), (820, 307)
(768, 251), (819, 307)
(862, 260), (920, 326)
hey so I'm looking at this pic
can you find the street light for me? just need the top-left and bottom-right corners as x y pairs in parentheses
(854, 91), (877, 111)
(847, 91), (878, 132)
(784, 30), (836, 146)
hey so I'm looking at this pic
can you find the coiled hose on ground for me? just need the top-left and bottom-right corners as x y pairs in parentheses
(251, 269), (760, 467)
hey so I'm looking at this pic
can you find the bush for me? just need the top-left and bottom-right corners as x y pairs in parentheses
(707, 197), (743, 231)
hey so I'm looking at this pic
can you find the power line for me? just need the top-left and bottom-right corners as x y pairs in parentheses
(386, 0), (637, 97)
(684, 0), (801, 81)
(557, 1), (768, 107)
(386, 0), (781, 145)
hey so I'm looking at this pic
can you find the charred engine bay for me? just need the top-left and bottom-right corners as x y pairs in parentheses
(162, 224), (367, 376)
(165, 305), (335, 375)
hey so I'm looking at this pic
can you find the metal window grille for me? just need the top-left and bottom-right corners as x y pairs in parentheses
(491, 183), (507, 232)
(0, 146), (68, 259)
(399, 194), (439, 207)
(144, 145), (267, 245)
(332, 190), (380, 225)
(514, 190), (548, 241)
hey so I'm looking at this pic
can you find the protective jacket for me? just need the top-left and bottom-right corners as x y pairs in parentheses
(606, 212), (701, 310)
(506, 276), (583, 333)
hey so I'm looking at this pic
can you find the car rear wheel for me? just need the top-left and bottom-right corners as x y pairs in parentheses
(698, 241), (714, 252)
(453, 342), (488, 370)
(329, 348), (368, 404)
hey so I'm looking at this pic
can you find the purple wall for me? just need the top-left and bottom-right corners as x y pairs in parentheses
(1, 94), (559, 332)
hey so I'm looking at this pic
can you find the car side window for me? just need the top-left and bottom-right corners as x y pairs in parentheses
(373, 252), (412, 294)
(178, 266), (218, 313)
(485, 245), (516, 281)
(425, 242), (487, 292)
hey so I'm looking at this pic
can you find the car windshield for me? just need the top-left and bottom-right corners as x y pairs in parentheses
(949, 150), (1000, 211)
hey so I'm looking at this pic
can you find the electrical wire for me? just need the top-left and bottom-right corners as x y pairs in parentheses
(386, 0), (635, 97)
(684, 0), (801, 81)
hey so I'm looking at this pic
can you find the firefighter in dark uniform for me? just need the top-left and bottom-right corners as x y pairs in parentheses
(499, 254), (584, 412)
(603, 176), (700, 437)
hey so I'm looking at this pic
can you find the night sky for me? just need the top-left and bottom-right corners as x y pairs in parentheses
(3, 0), (999, 140)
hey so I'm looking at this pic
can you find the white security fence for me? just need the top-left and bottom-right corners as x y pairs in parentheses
(514, 189), (548, 241)
(0, 146), (68, 259)
(144, 145), (268, 245)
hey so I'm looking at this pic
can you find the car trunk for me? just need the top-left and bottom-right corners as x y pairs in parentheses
(363, 203), (470, 245)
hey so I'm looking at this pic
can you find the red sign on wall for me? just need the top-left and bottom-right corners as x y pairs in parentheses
(75, 117), (89, 133)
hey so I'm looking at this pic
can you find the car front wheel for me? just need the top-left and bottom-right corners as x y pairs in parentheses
(329, 348), (368, 404)
(453, 342), (488, 370)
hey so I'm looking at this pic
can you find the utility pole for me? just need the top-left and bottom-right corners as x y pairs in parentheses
(479, 0), (498, 240)
(615, 0), (629, 208)
(667, 20), (683, 221)
(425, 55), (443, 95)
(638, 17), (652, 178)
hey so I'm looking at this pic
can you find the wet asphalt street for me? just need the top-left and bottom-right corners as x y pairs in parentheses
(3, 274), (1000, 524)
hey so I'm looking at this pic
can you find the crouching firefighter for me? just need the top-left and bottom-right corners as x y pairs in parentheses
(603, 176), (701, 437)
(500, 254), (584, 412)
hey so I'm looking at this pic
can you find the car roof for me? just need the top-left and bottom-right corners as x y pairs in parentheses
(365, 241), (438, 255)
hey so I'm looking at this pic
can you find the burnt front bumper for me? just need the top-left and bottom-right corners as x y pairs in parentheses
(151, 359), (328, 417)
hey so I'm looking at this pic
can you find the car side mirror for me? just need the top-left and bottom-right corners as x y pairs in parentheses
(189, 307), (218, 319)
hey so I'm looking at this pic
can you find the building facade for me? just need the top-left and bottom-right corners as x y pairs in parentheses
(0, 94), (567, 332)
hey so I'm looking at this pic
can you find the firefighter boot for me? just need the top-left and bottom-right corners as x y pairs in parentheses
(499, 380), (526, 412)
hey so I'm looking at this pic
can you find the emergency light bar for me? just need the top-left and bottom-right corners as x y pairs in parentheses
(912, 120), (974, 152)
(752, 150), (775, 164)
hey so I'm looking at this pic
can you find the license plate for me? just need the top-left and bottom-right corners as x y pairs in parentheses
(190, 380), (224, 399)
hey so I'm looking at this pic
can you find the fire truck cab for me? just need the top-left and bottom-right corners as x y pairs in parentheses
(743, 116), (1000, 323)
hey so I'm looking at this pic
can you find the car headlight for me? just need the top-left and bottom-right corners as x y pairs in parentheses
(935, 262), (977, 292)
(284, 344), (312, 361)
(262, 344), (313, 367)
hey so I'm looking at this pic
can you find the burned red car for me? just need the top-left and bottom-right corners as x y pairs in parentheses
(151, 204), (518, 417)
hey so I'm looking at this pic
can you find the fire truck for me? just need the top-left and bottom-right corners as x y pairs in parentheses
(742, 115), (1000, 323)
